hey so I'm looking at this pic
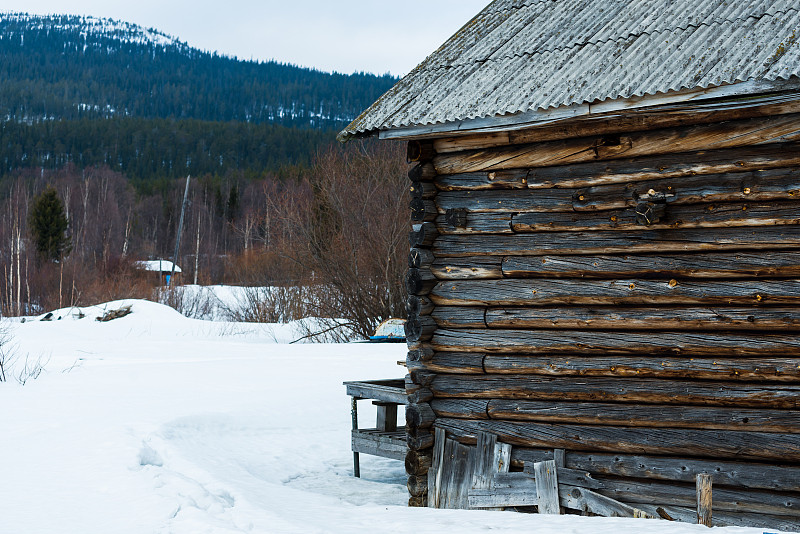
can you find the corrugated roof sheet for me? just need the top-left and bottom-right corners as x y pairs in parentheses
(341, 0), (800, 140)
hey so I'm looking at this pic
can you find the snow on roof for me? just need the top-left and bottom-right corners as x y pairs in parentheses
(340, 0), (800, 140)
(135, 260), (182, 273)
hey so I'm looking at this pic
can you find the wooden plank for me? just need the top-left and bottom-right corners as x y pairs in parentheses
(432, 307), (486, 328)
(431, 328), (800, 357)
(428, 427), (446, 508)
(434, 143), (800, 189)
(430, 399), (490, 419)
(435, 213), (513, 234)
(344, 381), (407, 404)
(432, 374), (800, 408)
(510, 449), (800, 492)
(469, 432), (511, 511)
(501, 251), (800, 279)
(562, 486), (653, 518)
(482, 354), (800, 382)
(431, 95), (800, 153)
(485, 307), (800, 331)
(407, 352), (486, 375)
(375, 403), (398, 432)
(430, 257), (503, 279)
(436, 418), (800, 462)
(435, 167), (800, 214)
(432, 113), (800, 174)
(534, 460), (560, 514)
(487, 399), (800, 432)
(697, 474), (713, 526)
(433, 227), (800, 257)
(430, 279), (800, 307)
(351, 430), (407, 461)
(511, 201), (800, 233)
(474, 470), (800, 519)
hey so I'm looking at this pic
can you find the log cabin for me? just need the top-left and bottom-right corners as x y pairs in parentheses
(339, 0), (800, 528)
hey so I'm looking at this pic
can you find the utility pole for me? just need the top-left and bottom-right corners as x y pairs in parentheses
(170, 175), (191, 287)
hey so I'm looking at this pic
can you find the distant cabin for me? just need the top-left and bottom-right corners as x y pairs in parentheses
(135, 260), (181, 286)
(341, 0), (800, 529)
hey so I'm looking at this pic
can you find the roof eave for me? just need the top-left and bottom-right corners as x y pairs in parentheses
(345, 78), (800, 143)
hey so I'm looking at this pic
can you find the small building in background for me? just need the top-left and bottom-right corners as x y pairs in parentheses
(135, 259), (181, 286)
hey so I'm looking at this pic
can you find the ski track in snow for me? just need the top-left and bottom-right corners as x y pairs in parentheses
(0, 299), (792, 533)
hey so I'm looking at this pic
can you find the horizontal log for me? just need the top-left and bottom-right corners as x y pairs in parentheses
(510, 449), (800, 492)
(431, 307), (485, 328)
(410, 198), (437, 222)
(433, 113), (800, 174)
(432, 328), (800, 357)
(433, 143), (800, 190)
(408, 495), (426, 507)
(501, 251), (800, 279)
(404, 314), (436, 343)
(408, 247), (433, 269)
(409, 223), (438, 248)
(409, 180), (437, 200)
(592, 478), (800, 517)
(407, 295), (434, 316)
(435, 167), (800, 214)
(432, 96), (800, 153)
(487, 399), (800, 432)
(431, 279), (800, 307)
(407, 474), (428, 496)
(406, 429), (434, 451)
(431, 374), (800, 408)
(405, 268), (437, 296)
(433, 227), (800, 257)
(408, 162), (436, 182)
(435, 213), (513, 234)
(407, 352), (485, 375)
(482, 354), (800, 382)
(407, 140), (435, 162)
(430, 398), (490, 419)
(405, 448), (432, 476)
(406, 403), (436, 430)
(408, 369), (436, 387)
(485, 306), (800, 331)
(430, 257), (503, 279)
(407, 387), (433, 405)
(436, 418), (800, 462)
(511, 201), (800, 233)
(407, 349), (433, 366)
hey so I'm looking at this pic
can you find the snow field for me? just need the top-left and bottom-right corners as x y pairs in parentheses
(0, 300), (790, 533)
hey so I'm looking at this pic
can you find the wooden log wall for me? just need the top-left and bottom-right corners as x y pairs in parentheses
(405, 109), (800, 527)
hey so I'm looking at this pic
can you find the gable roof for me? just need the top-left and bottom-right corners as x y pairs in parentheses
(339, 0), (800, 141)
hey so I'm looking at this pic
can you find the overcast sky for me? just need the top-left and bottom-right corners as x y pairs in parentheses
(3, 1), (489, 75)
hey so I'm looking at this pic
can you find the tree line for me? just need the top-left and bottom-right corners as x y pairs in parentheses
(0, 141), (408, 339)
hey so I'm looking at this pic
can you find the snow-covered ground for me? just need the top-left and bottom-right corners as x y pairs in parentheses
(0, 300), (790, 533)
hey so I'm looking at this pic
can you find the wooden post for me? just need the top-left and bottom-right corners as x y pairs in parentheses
(697, 473), (713, 526)
(534, 460), (560, 514)
(351, 396), (360, 478)
(375, 402), (398, 432)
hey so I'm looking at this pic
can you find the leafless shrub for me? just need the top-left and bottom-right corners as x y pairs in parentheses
(156, 286), (219, 320)
(0, 321), (14, 382)
(15, 352), (50, 385)
(227, 285), (313, 324)
(270, 140), (408, 340)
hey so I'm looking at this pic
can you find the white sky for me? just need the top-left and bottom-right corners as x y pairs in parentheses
(2, 1), (490, 75)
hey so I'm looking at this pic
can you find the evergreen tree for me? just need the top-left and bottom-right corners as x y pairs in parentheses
(29, 186), (71, 262)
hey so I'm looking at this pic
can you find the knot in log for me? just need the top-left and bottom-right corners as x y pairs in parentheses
(635, 201), (667, 226)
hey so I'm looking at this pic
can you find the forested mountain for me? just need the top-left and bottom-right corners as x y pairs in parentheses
(0, 13), (396, 183)
(0, 13), (395, 127)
